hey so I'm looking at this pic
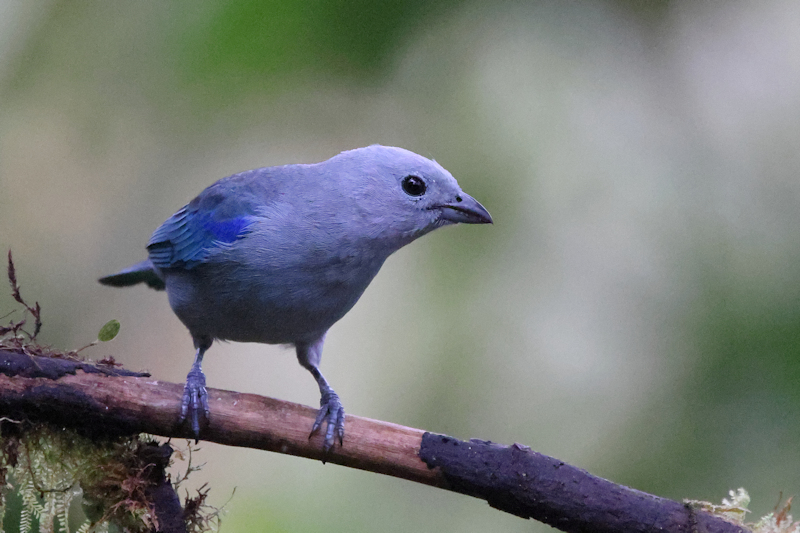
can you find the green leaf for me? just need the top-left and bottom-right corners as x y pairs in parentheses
(97, 320), (120, 342)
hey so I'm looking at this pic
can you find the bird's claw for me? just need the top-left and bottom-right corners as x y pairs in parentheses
(179, 366), (209, 440)
(310, 389), (345, 453)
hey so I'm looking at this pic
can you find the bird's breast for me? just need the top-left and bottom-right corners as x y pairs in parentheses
(165, 238), (388, 345)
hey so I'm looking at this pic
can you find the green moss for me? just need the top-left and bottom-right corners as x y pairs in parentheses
(0, 424), (161, 533)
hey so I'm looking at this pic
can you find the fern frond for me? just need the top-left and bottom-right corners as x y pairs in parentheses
(39, 493), (55, 533)
(19, 505), (32, 533)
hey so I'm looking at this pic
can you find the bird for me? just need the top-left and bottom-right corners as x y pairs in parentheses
(99, 145), (492, 452)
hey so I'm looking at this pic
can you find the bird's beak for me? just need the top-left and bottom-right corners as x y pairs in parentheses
(436, 192), (493, 225)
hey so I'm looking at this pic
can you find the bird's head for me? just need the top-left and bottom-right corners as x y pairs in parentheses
(327, 145), (492, 247)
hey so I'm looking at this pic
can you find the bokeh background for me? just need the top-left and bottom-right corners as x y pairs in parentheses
(2, 1), (800, 531)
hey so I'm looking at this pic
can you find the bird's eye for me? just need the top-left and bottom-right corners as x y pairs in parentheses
(401, 176), (426, 196)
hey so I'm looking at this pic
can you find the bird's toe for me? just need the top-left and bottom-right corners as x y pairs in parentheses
(310, 389), (346, 453)
(179, 367), (209, 439)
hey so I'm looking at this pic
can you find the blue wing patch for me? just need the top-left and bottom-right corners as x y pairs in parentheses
(147, 206), (254, 270)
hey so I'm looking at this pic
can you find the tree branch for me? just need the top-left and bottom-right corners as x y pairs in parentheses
(0, 350), (749, 533)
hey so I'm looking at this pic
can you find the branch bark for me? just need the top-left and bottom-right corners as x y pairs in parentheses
(0, 350), (749, 533)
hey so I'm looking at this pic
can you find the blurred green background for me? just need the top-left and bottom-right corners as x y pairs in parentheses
(2, 1), (800, 531)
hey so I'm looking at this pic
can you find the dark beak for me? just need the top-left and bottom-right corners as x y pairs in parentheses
(436, 192), (493, 224)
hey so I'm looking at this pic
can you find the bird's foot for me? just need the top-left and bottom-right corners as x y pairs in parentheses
(310, 388), (345, 454)
(178, 366), (209, 439)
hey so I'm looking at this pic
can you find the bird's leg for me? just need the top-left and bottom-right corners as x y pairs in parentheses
(297, 336), (345, 453)
(179, 337), (212, 439)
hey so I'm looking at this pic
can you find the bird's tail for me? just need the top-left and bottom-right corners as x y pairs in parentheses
(99, 259), (166, 290)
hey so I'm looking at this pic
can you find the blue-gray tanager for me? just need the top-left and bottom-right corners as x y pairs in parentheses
(99, 145), (492, 451)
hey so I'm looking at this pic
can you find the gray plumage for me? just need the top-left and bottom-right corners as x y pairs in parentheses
(100, 145), (492, 451)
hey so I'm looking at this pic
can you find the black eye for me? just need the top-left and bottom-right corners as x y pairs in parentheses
(402, 175), (426, 196)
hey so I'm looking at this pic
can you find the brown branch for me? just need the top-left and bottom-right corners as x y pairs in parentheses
(0, 350), (749, 533)
(139, 442), (187, 533)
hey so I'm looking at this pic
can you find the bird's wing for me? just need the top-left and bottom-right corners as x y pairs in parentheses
(147, 175), (265, 270)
